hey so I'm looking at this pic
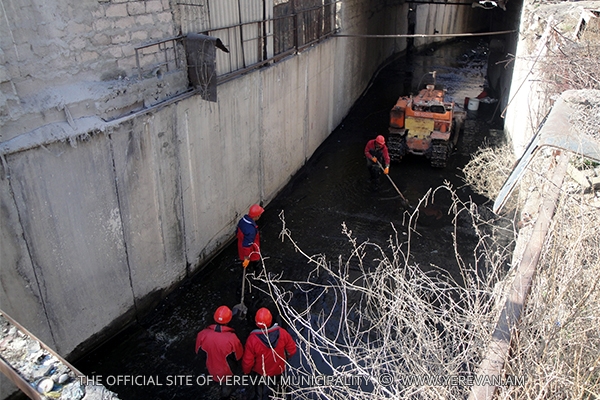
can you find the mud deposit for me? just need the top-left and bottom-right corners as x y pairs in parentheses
(72, 38), (507, 400)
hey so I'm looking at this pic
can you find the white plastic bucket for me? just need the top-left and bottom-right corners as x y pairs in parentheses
(467, 98), (480, 111)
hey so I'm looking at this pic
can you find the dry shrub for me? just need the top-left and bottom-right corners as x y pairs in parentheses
(542, 22), (600, 93)
(455, 8), (600, 398)
(464, 142), (600, 398)
(568, 90), (600, 142)
(462, 143), (516, 201)
(250, 186), (514, 399)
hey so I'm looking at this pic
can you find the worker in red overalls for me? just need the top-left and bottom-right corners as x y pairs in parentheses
(364, 135), (390, 191)
(195, 305), (243, 399)
(237, 204), (264, 268)
(242, 308), (297, 399)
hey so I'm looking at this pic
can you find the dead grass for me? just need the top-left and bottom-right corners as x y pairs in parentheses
(461, 143), (516, 202)
(463, 142), (600, 399)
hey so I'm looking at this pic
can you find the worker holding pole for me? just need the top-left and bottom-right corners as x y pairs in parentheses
(364, 135), (390, 191)
(236, 204), (264, 269)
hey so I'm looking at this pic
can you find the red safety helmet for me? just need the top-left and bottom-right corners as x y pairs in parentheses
(375, 135), (385, 146)
(255, 307), (273, 329)
(248, 204), (264, 219)
(214, 305), (232, 324)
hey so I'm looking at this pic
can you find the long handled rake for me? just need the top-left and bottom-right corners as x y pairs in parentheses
(377, 161), (411, 210)
(232, 267), (248, 318)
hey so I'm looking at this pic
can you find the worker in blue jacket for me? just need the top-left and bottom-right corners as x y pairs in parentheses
(236, 204), (264, 268)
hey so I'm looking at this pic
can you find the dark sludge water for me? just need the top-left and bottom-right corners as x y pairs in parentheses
(71, 38), (509, 400)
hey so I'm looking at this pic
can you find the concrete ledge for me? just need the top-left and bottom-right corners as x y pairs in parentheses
(0, 71), (188, 144)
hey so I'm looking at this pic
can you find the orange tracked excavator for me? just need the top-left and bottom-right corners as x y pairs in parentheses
(388, 75), (465, 168)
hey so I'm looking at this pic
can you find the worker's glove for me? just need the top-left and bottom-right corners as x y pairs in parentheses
(371, 157), (377, 163)
(384, 167), (389, 175)
(242, 259), (250, 268)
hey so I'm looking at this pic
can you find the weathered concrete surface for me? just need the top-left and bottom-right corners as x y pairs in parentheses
(415, 4), (471, 47)
(0, 0), (184, 142)
(5, 137), (132, 350)
(0, 175), (53, 344)
(176, 82), (263, 270)
(110, 116), (187, 299)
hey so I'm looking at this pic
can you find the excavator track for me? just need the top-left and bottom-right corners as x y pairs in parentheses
(430, 139), (450, 168)
(387, 134), (406, 162)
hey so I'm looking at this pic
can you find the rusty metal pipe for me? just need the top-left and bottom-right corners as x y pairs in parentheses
(0, 310), (85, 400)
(335, 29), (516, 39)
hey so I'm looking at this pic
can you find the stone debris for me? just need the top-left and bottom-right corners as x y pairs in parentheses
(0, 313), (120, 400)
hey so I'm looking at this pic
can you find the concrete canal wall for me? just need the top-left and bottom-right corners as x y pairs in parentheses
(1, 0), (488, 396)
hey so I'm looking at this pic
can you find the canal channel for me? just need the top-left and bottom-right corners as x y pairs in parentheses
(73, 37), (509, 400)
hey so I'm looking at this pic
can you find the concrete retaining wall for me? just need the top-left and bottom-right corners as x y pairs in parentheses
(0, 41), (346, 356)
(503, 2), (553, 157)
(0, 0), (393, 373)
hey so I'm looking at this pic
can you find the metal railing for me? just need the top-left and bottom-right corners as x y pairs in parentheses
(133, 1), (340, 84)
(209, 1), (339, 78)
(134, 36), (183, 80)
